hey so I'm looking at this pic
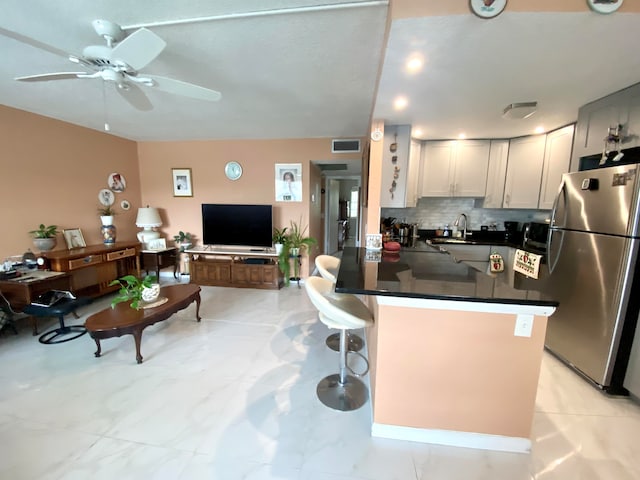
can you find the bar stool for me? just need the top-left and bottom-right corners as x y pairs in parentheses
(315, 255), (364, 353)
(304, 276), (373, 411)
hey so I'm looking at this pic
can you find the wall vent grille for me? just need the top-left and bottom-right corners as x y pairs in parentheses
(332, 139), (361, 153)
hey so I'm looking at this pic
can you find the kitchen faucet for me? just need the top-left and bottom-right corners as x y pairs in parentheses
(453, 213), (468, 239)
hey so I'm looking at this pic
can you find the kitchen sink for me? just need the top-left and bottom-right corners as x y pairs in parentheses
(427, 238), (476, 245)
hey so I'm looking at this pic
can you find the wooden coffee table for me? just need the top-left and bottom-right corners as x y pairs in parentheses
(85, 284), (201, 364)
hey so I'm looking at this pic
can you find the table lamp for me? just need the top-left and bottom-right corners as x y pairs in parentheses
(136, 207), (162, 243)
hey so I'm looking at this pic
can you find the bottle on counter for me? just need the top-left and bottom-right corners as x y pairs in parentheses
(443, 224), (450, 237)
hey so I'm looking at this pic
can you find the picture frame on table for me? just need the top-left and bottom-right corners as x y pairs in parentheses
(172, 168), (193, 197)
(63, 228), (86, 249)
(146, 238), (167, 251)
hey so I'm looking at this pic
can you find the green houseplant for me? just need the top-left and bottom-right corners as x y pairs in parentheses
(29, 224), (59, 251)
(277, 218), (317, 285)
(109, 274), (158, 309)
(272, 227), (288, 255)
(172, 231), (193, 251)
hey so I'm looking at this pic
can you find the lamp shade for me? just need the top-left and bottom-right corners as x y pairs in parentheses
(136, 207), (162, 227)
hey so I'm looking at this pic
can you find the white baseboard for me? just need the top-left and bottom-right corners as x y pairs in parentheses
(371, 423), (531, 453)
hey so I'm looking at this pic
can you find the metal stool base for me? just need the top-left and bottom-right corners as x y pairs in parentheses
(316, 373), (368, 411)
(39, 325), (87, 345)
(326, 332), (363, 352)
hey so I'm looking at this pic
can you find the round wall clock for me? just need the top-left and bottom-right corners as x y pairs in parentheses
(225, 161), (243, 180)
(469, 0), (507, 19)
(587, 0), (623, 14)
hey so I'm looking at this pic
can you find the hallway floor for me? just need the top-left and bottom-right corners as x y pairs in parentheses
(1, 278), (639, 479)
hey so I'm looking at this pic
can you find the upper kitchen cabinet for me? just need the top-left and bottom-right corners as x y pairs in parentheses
(380, 125), (420, 208)
(420, 140), (490, 197)
(572, 82), (640, 171)
(503, 134), (546, 209)
(482, 140), (509, 208)
(538, 125), (574, 210)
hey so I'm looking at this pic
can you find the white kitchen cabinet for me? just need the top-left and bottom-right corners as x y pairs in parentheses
(538, 125), (574, 210)
(571, 82), (640, 171)
(420, 140), (490, 197)
(405, 140), (422, 207)
(503, 135), (546, 209)
(380, 124), (413, 208)
(483, 140), (509, 208)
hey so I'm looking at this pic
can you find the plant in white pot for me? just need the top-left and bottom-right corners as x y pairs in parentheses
(172, 231), (193, 251)
(29, 224), (59, 251)
(98, 205), (116, 226)
(272, 227), (288, 255)
(109, 274), (159, 309)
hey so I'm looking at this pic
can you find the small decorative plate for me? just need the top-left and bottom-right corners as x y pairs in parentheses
(98, 189), (115, 206)
(469, 0), (507, 19)
(587, 0), (623, 14)
(225, 161), (243, 180)
(120, 200), (131, 211)
(108, 172), (126, 192)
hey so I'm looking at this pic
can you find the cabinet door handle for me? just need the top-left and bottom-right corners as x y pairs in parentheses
(505, 194), (511, 205)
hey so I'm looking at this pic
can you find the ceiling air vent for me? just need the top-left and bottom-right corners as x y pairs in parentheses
(332, 139), (361, 153)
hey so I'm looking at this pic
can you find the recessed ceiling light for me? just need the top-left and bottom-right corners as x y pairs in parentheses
(534, 126), (545, 134)
(412, 128), (424, 138)
(393, 96), (408, 110)
(458, 133), (466, 139)
(406, 55), (424, 73)
(503, 102), (537, 120)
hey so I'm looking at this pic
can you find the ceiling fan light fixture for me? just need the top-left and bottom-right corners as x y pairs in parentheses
(503, 101), (537, 120)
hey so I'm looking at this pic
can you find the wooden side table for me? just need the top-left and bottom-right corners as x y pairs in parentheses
(140, 248), (178, 280)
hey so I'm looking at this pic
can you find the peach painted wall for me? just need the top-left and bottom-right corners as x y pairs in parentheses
(371, 303), (547, 438)
(0, 105), (141, 261)
(136, 139), (359, 277)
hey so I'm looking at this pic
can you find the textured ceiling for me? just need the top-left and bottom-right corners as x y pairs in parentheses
(2, 1), (639, 150)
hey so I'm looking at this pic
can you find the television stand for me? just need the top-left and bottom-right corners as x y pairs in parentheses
(185, 246), (283, 290)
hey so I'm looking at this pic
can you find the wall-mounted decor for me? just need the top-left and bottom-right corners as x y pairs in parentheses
(587, 0), (623, 14)
(469, 0), (507, 19)
(224, 161), (243, 181)
(172, 168), (193, 197)
(275, 163), (302, 202)
(120, 200), (131, 210)
(99, 189), (115, 206)
(62, 228), (86, 249)
(108, 172), (126, 192)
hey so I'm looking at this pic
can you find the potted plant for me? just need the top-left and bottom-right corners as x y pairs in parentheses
(98, 205), (116, 226)
(109, 274), (159, 309)
(277, 218), (317, 285)
(172, 231), (193, 251)
(29, 224), (59, 251)
(272, 227), (288, 255)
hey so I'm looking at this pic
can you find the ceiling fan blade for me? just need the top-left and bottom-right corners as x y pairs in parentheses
(15, 72), (87, 82)
(116, 83), (153, 111)
(144, 75), (222, 102)
(111, 28), (166, 70)
(0, 26), (69, 59)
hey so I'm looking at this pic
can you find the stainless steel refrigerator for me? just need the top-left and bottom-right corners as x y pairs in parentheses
(543, 165), (640, 393)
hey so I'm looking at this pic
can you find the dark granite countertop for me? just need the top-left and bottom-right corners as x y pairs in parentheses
(335, 246), (557, 307)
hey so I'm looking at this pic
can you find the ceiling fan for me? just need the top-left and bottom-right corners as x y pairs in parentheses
(14, 19), (221, 112)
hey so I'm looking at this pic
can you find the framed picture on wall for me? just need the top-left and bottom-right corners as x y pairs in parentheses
(62, 228), (86, 249)
(172, 168), (193, 197)
(275, 163), (302, 202)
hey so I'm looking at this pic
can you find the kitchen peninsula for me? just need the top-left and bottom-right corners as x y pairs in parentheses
(336, 246), (557, 453)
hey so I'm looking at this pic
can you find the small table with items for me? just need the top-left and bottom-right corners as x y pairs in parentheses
(140, 248), (179, 280)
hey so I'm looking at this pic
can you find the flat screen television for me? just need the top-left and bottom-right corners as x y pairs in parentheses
(202, 204), (273, 248)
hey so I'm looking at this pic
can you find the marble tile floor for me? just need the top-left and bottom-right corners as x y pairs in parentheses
(1, 277), (639, 479)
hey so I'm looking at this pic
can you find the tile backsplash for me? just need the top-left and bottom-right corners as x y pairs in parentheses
(381, 197), (550, 231)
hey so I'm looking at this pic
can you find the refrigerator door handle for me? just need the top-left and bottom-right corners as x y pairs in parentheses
(547, 228), (564, 274)
(550, 180), (567, 229)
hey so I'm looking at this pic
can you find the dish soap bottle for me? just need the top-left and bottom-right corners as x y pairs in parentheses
(443, 224), (450, 237)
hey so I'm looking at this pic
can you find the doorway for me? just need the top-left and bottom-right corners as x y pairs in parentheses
(324, 177), (360, 254)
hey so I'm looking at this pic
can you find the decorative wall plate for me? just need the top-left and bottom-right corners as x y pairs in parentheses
(99, 189), (115, 206)
(108, 172), (126, 192)
(587, 0), (623, 14)
(225, 161), (243, 180)
(120, 199), (131, 210)
(469, 0), (507, 19)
